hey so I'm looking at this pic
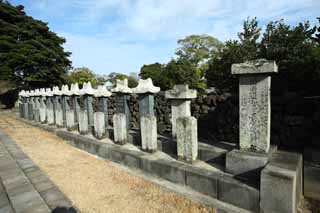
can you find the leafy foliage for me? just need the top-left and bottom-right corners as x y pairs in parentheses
(107, 72), (138, 88)
(66, 67), (107, 88)
(0, 1), (71, 88)
(206, 18), (320, 95)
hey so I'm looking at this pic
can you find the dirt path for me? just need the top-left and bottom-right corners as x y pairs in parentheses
(0, 113), (216, 213)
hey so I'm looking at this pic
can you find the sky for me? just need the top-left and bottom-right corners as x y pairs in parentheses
(8, 0), (320, 76)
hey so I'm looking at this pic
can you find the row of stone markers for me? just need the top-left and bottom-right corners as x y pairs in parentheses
(18, 78), (199, 163)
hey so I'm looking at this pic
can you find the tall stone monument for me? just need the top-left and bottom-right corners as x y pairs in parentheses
(111, 79), (132, 144)
(165, 84), (197, 137)
(226, 59), (278, 175)
(132, 78), (160, 152)
(80, 82), (95, 133)
(93, 85), (112, 139)
(45, 88), (55, 125)
(53, 86), (63, 127)
(70, 83), (81, 127)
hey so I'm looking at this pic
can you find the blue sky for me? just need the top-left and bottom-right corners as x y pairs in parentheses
(8, 0), (320, 76)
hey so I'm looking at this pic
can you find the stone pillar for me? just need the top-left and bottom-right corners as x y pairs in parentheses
(22, 93), (29, 119)
(176, 116), (198, 163)
(18, 90), (24, 118)
(94, 85), (111, 139)
(78, 110), (89, 134)
(93, 112), (105, 139)
(80, 82), (95, 133)
(226, 59), (278, 176)
(61, 85), (74, 130)
(39, 88), (47, 123)
(53, 86), (63, 127)
(70, 83), (80, 126)
(45, 88), (54, 125)
(165, 84), (197, 137)
(111, 79), (132, 131)
(33, 89), (41, 122)
(113, 113), (127, 144)
(28, 91), (35, 120)
(132, 78), (160, 152)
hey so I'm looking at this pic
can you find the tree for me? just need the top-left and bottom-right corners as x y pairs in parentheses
(67, 67), (107, 88)
(107, 72), (138, 88)
(206, 18), (320, 95)
(139, 63), (168, 89)
(0, 1), (71, 89)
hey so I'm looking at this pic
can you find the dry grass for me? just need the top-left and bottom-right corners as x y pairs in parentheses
(0, 113), (216, 213)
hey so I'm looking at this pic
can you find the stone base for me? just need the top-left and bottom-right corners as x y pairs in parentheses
(260, 151), (302, 213)
(226, 146), (278, 177)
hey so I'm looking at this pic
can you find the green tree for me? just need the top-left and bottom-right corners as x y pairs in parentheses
(67, 67), (107, 88)
(107, 72), (138, 88)
(139, 63), (168, 89)
(0, 1), (71, 88)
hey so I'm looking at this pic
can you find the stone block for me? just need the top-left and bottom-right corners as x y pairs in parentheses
(260, 151), (302, 213)
(55, 109), (63, 128)
(226, 149), (268, 178)
(140, 115), (157, 152)
(176, 116), (198, 163)
(34, 109), (40, 122)
(304, 147), (320, 164)
(66, 110), (75, 130)
(46, 108), (54, 125)
(23, 103), (29, 119)
(78, 110), (88, 134)
(39, 107), (46, 123)
(94, 112), (105, 139)
(113, 113), (127, 144)
(185, 165), (219, 198)
(218, 175), (260, 212)
(142, 158), (186, 185)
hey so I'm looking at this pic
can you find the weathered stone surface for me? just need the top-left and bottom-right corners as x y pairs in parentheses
(39, 107), (46, 123)
(232, 60), (277, 153)
(113, 113), (127, 144)
(84, 95), (94, 131)
(260, 151), (302, 213)
(171, 100), (191, 137)
(140, 115), (157, 152)
(132, 78), (160, 94)
(232, 59), (278, 75)
(78, 110), (88, 134)
(23, 103), (29, 119)
(111, 79), (132, 94)
(66, 110), (75, 130)
(47, 108), (54, 125)
(165, 84), (197, 100)
(55, 109), (63, 128)
(176, 116), (198, 163)
(93, 112), (105, 139)
(226, 149), (268, 177)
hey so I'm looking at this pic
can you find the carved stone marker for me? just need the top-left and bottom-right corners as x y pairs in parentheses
(80, 82), (95, 133)
(165, 84), (197, 137)
(93, 112), (105, 139)
(39, 88), (47, 123)
(28, 91), (35, 120)
(53, 86), (63, 127)
(113, 113), (127, 144)
(78, 110), (89, 134)
(33, 89), (41, 122)
(94, 85), (112, 139)
(226, 59), (278, 176)
(70, 83), (80, 126)
(233, 60), (278, 153)
(112, 79), (131, 127)
(132, 78), (160, 152)
(176, 116), (198, 163)
(45, 88), (55, 125)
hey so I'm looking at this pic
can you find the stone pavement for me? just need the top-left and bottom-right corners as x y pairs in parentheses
(0, 130), (76, 213)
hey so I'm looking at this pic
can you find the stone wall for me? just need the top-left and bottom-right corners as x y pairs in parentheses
(105, 92), (320, 149)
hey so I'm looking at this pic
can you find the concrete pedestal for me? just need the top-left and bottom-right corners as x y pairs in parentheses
(55, 109), (63, 127)
(93, 112), (105, 139)
(140, 115), (157, 152)
(113, 113), (127, 145)
(78, 110), (89, 134)
(66, 110), (75, 131)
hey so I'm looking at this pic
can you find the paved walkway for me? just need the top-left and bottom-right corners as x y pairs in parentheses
(0, 113), (216, 213)
(0, 130), (74, 212)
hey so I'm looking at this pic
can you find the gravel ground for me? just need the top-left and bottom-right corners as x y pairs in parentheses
(0, 113), (216, 213)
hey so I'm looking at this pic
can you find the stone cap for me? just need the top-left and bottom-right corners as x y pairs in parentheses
(79, 82), (96, 96)
(111, 79), (132, 94)
(18, 90), (27, 97)
(34, 89), (41, 96)
(70, 83), (80, 96)
(94, 85), (112, 97)
(165, 84), (197, 99)
(29, 90), (35, 97)
(52, 86), (62, 96)
(231, 59), (278, 75)
(40, 88), (47, 97)
(61, 85), (72, 96)
(45, 88), (53, 97)
(132, 78), (160, 94)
